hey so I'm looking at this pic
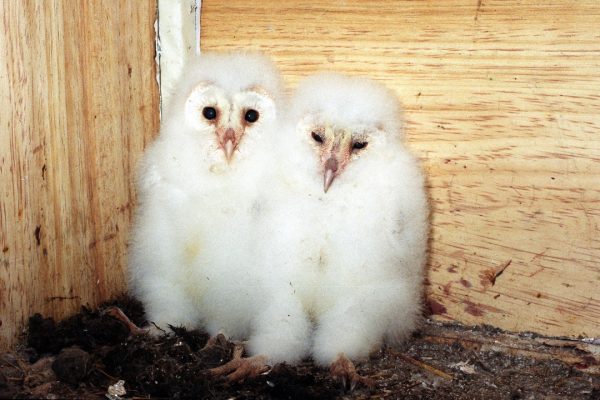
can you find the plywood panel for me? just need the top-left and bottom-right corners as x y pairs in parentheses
(0, 1), (159, 349)
(200, 0), (600, 337)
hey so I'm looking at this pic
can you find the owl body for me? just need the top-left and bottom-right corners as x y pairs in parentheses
(267, 73), (429, 367)
(128, 53), (282, 339)
(129, 58), (428, 379)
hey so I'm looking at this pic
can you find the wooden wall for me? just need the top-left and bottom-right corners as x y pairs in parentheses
(0, 0), (597, 350)
(0, 2), (159, 349)
(201, 0), (600, 338)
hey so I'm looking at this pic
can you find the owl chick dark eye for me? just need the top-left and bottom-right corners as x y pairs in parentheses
(202, 106), (217, 120)
(311, 131), (324, 143)
(352, 141), (368, 150)
(244, 109), (259, 123)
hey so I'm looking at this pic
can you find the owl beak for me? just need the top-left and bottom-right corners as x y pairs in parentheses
(322, 126), (353, 193)
(218, 127), (238, 162)
(323, 157), (338, 193)
(224, 138), (235, 161)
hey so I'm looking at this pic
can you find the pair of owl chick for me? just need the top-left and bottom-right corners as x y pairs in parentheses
(128, 52), (429, 388)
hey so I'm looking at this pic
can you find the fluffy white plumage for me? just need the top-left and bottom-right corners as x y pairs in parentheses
(260, 72), (429, 384)
(128, 52), (284, 345)
(128, 53), (428, 385)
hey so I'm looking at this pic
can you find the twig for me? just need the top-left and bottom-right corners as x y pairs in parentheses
(407, 381), (422, 389)
(491, 259), (511, 285)
(94, 366), (118, 381)
(389, 350), (453, 380)
(0, 357), (23, 372)
(420, 329), (600, 374)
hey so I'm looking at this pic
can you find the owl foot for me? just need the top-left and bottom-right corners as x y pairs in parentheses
(103, 306), (149, 336)
(201, 332), (229, 350)
(209, 343), (271, 383)
(330, 353), (374, 392)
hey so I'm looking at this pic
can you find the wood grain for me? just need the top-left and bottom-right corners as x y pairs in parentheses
(0, 1), (159, 349)
(200, 0), (600, 337)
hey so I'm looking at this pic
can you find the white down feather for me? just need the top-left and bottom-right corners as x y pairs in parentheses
(128, 52), (288, 347)
(259, 73), (429, 367)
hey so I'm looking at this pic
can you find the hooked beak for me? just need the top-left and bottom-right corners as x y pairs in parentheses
(217, 127), (239, 162)
(224, 138), (234, 161)
(323, 157), (339, 193)
(320, 125), (353, 193)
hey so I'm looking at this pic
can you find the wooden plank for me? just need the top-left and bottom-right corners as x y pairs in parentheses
(200, 0), (600, 337)
(0, 1), (159, 349)
(419, 320), (600, 375)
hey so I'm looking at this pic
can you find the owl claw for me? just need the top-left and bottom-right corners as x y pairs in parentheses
(340, 375), (347, 390)
(330, 353), (375, 392)
(209, 343), (270, 383)
(103, 306), (150, 336)
(350, 378), (357, 392)
(201, 333), (229, 350)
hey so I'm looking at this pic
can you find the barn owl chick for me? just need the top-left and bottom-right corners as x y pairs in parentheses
(274, 73), (429, 389)
(128, 52), (286, 378)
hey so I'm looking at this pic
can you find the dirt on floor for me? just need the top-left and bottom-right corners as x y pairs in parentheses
(1, 295), (598, 399)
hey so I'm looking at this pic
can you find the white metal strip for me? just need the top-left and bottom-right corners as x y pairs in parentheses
(156, 0), (201, 114)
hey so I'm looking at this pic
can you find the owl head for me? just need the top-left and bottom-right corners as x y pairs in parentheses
(163, 52), (284, 163)
(290, 73), (404, 192)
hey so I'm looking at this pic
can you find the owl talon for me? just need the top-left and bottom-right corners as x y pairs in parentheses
(210, 355), (271, 383)
(330, 353), (375, 392)
(201, 333), (230, 351)
(350, 378), (357, 392)
(103, 306), (149, 336)
(209, 343), (270, 383)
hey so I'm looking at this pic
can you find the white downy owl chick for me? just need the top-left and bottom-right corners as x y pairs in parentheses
(128, 52), (284, 362)
(268, 73), (429, 388)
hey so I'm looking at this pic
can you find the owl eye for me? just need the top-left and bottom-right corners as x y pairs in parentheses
(244, 109), (259, 123)
(202, 106), (217, 120)
(352, 141), (368, 150)
(311, 131), (324, 143)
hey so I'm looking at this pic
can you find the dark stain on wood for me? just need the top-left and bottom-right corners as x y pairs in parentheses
(88, 232), (118, 249)
(45, 296), (81, 303)
(34, 226), (41, 246)
(475, 0), (484, 21)
(117, 202), (131, 213)
(103, 233), (117, 241)
(427, 299), (448, 315)
(464, 301), (485, 317)
(443, 282), (453, 295)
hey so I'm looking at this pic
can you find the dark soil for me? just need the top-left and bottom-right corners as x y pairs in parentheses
(1, 295), (598, 399)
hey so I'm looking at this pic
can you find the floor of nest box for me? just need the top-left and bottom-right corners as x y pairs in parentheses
(0, 295), (598, 399)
